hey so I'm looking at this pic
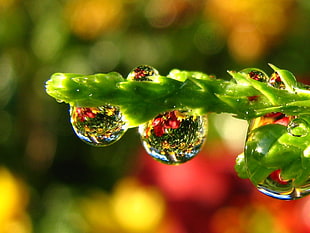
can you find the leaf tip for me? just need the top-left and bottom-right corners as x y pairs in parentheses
(268, 63), (280, 71)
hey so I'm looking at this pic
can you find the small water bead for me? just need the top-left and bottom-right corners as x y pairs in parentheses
(127, 65), (159, 81)
(248, 70), (269, 82)
(70, 105), (128, 146)
(269, 72), (285, 89)
(139, 110), (208, 165)
(287, 118), (309, 137)
(246, 70), (269, 101)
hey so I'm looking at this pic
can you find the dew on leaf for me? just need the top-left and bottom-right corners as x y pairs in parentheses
(245, 69), (269, 101)
(70, 105), (128, 146)
(127, 65), (159, 81)
(248, 70), (269, 82)
(126, 66), (208, 165)
(139, 110), (208, 165)
(269, 72), (285, 89)
(287, 118), (309, 137)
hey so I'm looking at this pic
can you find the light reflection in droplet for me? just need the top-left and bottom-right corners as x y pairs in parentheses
(287, 118), (309, 137)
(139, 110), (208, 165)
(70, 105), (128, 146)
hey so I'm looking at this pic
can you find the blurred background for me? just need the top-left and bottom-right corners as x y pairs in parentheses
(1, 0), (310, 232)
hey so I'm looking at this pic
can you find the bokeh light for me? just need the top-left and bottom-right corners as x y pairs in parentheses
(64, 0), (125, 40)
(205, 0), (297, 63)
(0, 167), (31, 233)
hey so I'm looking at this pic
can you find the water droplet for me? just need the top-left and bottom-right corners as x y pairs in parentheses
(248, 70), (269, 82)
(269, 72), (285, 89)
(127, 65), (159, 81)
(70, 105), (128, 146)
(244, 69), (269, 101)
(257, 170), (310, 200)
(245, 113), (310, 199)
(128, 66), (207, 164)
(139, 110), (208, 165)
(287, 118), (309, 137)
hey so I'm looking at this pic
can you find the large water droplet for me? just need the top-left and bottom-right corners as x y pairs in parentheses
(257, 170), (310, 200)
(245, 113), (310, 200)
(287, 118), (309, 137)
(70, 105), (128, 146)
(127, 65), (159, 81)
(139, 110), (208, 165)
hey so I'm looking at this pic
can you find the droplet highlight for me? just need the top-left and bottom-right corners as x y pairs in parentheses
(139, 110), (208, 165)
(70, 105), (128, 146)
(127, 65), (159, 81)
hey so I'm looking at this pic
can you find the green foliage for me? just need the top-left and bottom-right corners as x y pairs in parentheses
(46, 64), (310, 127)
(46, 64), (310, 200)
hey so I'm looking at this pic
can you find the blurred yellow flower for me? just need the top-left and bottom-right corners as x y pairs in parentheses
(112, 177), (165, 233)
(205, 0), (297, 63)
(0, 0), (17, 11)
(64, 0), (125, 40)
(145, 0), (201, 28)
(80, 177), (166, 233)
(0, 167), (31, 233)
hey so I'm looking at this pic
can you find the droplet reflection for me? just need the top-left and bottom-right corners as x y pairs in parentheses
(70, 105), (128, 146)
(139, 110), (208, 165)
(287, 118), (309, 137)
(245, 113), (310, 200)
(257, 169), (310, 200)
(127, 65), (159, 81)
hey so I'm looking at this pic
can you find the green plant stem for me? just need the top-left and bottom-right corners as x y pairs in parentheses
(45, 64), (310, 127)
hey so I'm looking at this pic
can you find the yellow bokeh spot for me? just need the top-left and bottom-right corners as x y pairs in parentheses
(0, 0), (17, 10)
(79, 177), (166, 233)
(227, 26), (266, 63)
(111, 177), (166, 233)
(205, 0), (297, 63)
(0, 167), (31, 233)
(79, 192), (117, 233)
(65, 0), (124, 40)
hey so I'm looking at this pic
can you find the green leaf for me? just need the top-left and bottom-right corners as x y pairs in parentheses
(45, 65), (310, 127)
(269, 63), (297, 93)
